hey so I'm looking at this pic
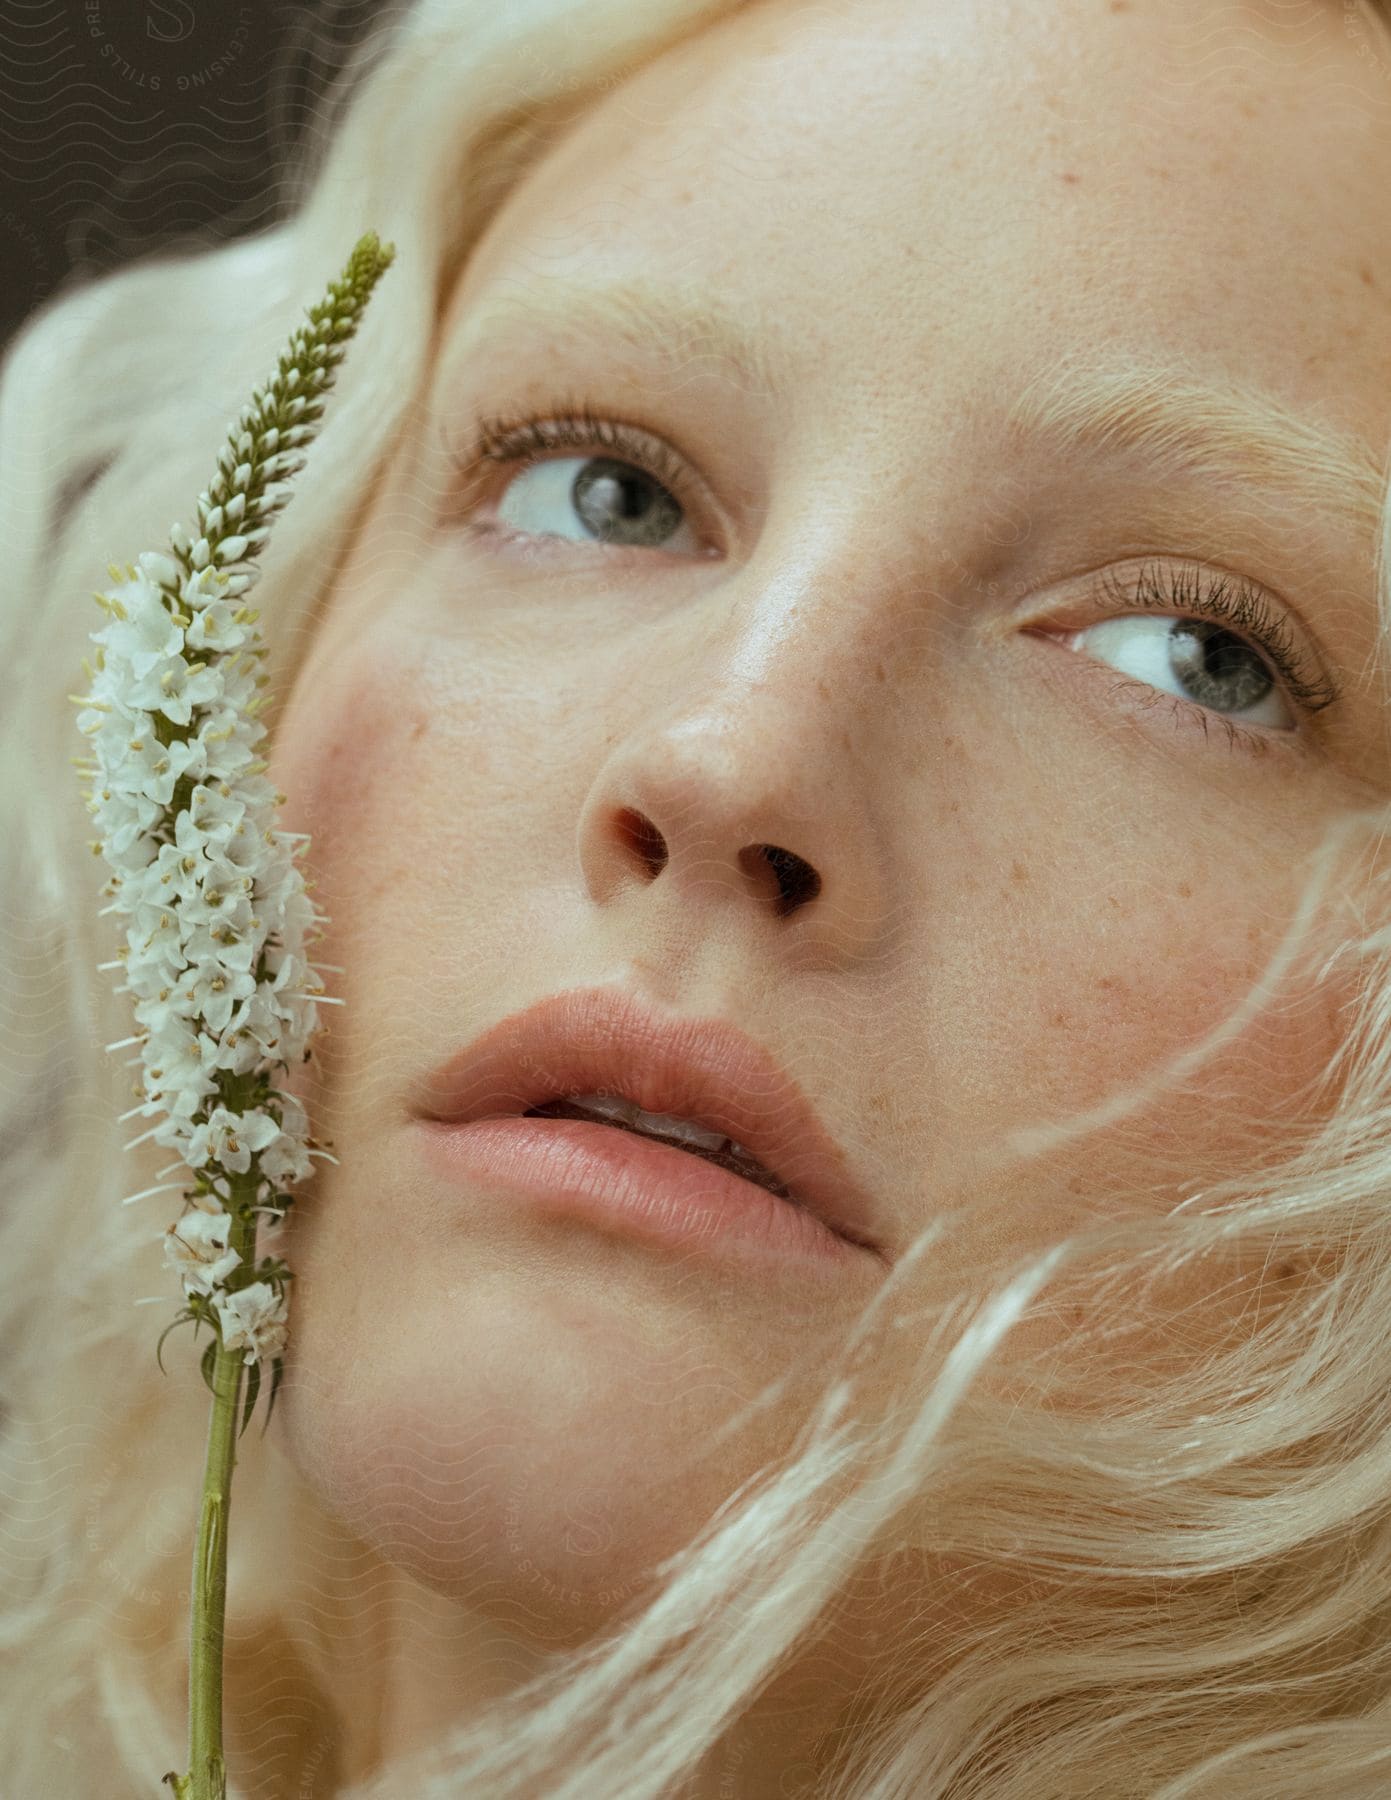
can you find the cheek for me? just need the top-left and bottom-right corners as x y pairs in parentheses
(268, 633), (440, 902)
(261, 635), (436, 1143)
(961, 808), (1361, 1166)
(876, 814), (1369, 1350)
(1001, 854), (1364, 1374)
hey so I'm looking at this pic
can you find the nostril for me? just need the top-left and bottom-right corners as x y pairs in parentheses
(616, 807), (668, 877)
(750, 844), (820, 917)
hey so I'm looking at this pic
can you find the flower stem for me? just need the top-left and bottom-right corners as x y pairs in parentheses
(163, 1191), (255, 1800)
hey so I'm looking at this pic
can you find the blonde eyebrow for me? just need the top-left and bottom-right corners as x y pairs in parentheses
(1001, 352), (1389, 543)
(453, 276), (785, 399)
(458, 281), (1391, 543)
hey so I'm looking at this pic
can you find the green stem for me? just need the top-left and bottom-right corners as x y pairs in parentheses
(163, 1187), (255, 1800)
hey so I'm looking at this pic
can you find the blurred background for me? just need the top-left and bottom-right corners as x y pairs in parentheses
(0, 0), (392, 359)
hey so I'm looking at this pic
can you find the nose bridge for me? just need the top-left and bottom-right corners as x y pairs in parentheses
(572, 452), (925, 960)
(717, 472), (931, 718)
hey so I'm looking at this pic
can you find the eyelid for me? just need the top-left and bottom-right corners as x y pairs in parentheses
(449, 395), (726, 551)
(1010, 556), (1341, 710)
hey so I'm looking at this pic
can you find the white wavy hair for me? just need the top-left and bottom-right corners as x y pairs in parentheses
(6, 0), (1391, 1794)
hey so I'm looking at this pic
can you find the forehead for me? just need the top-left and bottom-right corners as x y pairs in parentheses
(442, 0), (1391, 459)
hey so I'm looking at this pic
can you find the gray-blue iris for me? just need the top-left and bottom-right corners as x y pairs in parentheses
(572, 455), (684, 547)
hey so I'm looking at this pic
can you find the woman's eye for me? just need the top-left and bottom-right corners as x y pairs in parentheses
(1055, 612), (1296, 738)
(485, 453), (705, 556)
(453, 402), (717, 559)
(1032, 559), (1338, 758)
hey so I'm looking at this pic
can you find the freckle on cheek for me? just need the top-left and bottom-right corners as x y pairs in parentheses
(289, 665), (417, 835)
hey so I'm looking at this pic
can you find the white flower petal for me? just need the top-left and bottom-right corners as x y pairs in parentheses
(213, 1281), (289, 1365)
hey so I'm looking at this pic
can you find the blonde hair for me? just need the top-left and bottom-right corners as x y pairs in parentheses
(7, 1), (1391, 1794)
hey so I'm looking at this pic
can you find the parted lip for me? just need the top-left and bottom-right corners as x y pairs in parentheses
(412, 984), (889, 1263)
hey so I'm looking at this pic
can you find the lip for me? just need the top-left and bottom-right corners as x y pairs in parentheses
(410, 984), (890, 1266)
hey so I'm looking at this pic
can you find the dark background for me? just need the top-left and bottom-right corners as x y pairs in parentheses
(0, 0), (391, 361)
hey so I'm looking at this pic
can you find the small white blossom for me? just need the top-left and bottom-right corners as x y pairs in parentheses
(212, 1281), (289, 1366)
(182, 1104), (283, 1175)
(163, 1210), (242, 1297)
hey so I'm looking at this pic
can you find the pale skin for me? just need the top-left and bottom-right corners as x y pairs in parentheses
(262, 0), (1391, 1790)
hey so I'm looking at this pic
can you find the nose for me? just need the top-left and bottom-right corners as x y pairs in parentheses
(573, 564), (899, 965)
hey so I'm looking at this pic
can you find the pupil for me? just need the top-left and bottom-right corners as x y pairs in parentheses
(1171, 622), (1270, 711)
(573, 457), (682, 548)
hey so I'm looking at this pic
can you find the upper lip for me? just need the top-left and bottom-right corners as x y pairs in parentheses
(412, 985), (888, 1262)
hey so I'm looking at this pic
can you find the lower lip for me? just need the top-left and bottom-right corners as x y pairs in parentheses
(416, 1115), (873, 1276)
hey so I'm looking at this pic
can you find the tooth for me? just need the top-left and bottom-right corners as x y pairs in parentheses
(559, 1091), (641, 1126)
(559, 1094), (735, 1155)
(630, 1108), (729, 1152)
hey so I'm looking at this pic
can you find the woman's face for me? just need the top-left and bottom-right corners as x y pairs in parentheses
(266, 0), (1391, 1639)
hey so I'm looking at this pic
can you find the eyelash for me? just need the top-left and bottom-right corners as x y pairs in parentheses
(1082, 559), (1339, 759)
(462, 393), (700, 523)
(452, 397), (1339, 759)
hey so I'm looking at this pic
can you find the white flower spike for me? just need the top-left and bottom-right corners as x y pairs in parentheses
(73, 233), (392, 1405)
(67, 231), (395, 1800)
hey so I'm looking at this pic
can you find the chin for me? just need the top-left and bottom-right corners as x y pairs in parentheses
(268, 1227), (831, 1648)
(268, 1323), (755, 1646)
